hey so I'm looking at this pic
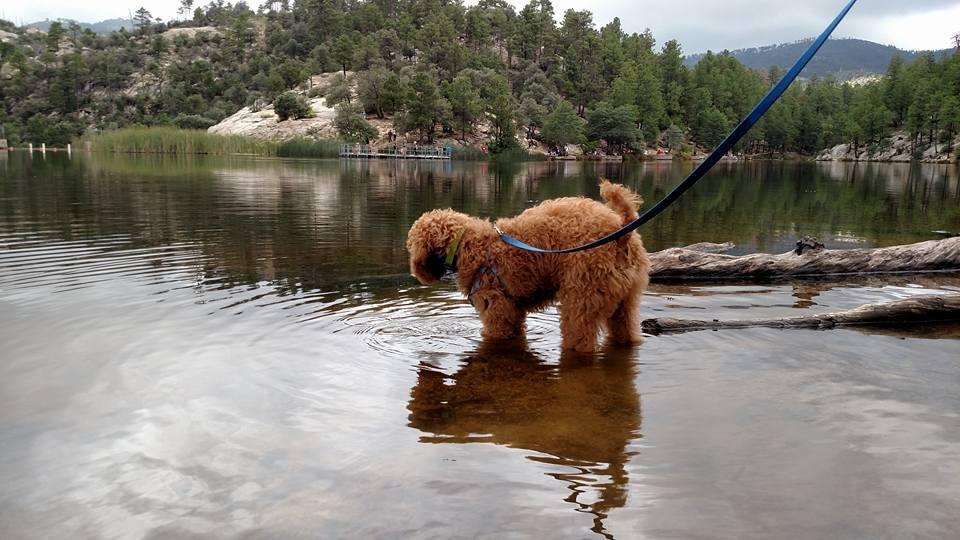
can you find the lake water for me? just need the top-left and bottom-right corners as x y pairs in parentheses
(1, 152), (959, 540)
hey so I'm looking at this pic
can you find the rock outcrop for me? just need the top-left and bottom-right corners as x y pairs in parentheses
(816, 131), (958, 163)
(208, 97), (341, 139)
(159, 26), (221, 41)
(209, 73), (352, 140)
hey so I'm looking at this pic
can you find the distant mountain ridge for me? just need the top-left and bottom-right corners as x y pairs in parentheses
(25, 18), (134, 34)
(685, 38), (953, 78)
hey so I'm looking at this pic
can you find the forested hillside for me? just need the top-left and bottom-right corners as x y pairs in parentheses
(686, 38), (953, 79)
(0, 0), (958, 158)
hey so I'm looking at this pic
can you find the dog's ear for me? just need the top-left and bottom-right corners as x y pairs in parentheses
(406, 213), (450, 285)
(411, 248), (446, 285)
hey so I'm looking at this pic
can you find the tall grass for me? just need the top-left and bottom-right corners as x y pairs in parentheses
(276, 137), (342, 158)
(83, 127), (279, 155)
(83, 127), (546, 162)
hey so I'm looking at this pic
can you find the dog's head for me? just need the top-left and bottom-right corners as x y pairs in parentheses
(406, 209), (469, 285)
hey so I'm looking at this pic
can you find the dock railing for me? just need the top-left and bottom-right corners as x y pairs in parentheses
(340, 143), (452, 159)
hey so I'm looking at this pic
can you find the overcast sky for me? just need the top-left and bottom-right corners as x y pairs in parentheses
(1, 0), (957, 54)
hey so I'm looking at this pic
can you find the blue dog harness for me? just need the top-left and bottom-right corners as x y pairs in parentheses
(467, 248), (505, 307)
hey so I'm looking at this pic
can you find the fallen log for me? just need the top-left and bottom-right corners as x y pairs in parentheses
(641, 294), (960, 335)
(648, 237), (960, 280)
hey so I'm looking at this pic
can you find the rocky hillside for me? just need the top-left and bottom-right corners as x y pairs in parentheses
(206, 72), (572, 156)
(209, 74), (342, 140)
(816, 131), (959, 163)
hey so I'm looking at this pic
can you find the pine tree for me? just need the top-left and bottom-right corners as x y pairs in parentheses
(357, 67), (390, 118)
(443, 75), (482, 141)
(134, 7), (154, 36)
(884, 55), (911, 127)
(332, 35), (355, 77)
(486, 75), (517, 151)
(403, 72), (441, 142)
(542, 100), (585, 150)
(587, 102), (640, 152)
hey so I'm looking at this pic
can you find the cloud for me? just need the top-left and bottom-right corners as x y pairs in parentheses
(3, 0), (957, 53)
(1, 0), (185, 27)
(514, 0), (959, 53)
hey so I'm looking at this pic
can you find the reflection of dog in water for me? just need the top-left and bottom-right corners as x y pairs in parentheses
(407, 338), (641, 537)
(405, 180), (650, 352)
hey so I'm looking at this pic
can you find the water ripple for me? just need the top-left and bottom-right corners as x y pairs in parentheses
(333, 290), (484, 360)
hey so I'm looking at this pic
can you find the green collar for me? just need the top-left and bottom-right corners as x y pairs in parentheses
(444, 227), (466, 270)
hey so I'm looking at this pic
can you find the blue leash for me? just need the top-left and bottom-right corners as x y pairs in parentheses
(499, 0), (859, 254)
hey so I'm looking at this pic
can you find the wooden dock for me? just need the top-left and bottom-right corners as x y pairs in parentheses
(340, 143), (452, 160)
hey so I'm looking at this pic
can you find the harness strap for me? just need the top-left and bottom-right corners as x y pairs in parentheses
(468, 248), (505, 306)
(444, 227), (466, 270)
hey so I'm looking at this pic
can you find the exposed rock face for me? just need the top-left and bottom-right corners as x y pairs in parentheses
(159, 26), (220, 41)
(209, 72), (375, 141)
(816, 131), (958, 163)
(208, 97), (341, 139)
(209, 72), (341, 139)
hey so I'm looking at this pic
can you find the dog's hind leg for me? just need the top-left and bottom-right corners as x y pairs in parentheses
(605, 293), (643, 346)
(558, 293), (607, 353)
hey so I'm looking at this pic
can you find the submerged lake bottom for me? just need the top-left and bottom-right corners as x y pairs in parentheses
(1, 154), (960, 539)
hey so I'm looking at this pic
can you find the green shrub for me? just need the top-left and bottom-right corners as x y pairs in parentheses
(580, 140), (600, 154)
(334, 103), (378, 143)
(274, 92), (311, 121)
(173, 114), (217, 130)
(323, 74), (352, 107)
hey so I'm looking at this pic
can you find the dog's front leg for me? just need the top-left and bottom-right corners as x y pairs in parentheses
(473, 291), (526, 340)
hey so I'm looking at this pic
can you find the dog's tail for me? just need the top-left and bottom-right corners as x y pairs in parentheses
(599, 179), (642, 225)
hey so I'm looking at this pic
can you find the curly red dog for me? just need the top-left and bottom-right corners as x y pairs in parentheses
(406, 180), (650, 352)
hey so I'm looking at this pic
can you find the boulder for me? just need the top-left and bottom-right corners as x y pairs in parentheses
(208, 97), (341, 139)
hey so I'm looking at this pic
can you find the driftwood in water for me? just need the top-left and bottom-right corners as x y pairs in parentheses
(648, 237), (960, 280)
(641, 294), (960, 334)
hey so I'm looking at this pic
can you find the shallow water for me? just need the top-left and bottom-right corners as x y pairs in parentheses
(1, 153), (960, 539)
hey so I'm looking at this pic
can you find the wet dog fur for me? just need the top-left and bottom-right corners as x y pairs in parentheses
(406, 180), (650, 353)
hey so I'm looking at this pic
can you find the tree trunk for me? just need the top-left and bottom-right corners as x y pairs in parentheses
(641, 294), (960, 335)
(648, 237), (960, 281)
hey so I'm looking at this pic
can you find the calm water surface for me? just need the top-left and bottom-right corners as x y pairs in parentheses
(1, 153), (960, 539)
